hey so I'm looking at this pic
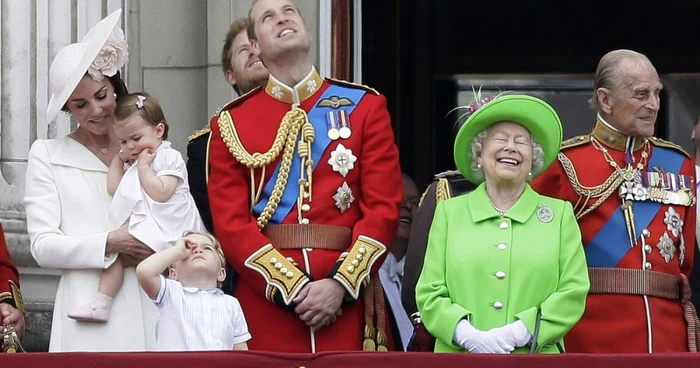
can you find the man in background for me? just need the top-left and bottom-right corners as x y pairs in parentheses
(186, 18), (269, 294)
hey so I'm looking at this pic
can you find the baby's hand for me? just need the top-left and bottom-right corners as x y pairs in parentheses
(137, 148), (156, 167)
(115, 149), (133, 165)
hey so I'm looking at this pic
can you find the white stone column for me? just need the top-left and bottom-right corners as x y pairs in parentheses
(0, 0), (128, 351)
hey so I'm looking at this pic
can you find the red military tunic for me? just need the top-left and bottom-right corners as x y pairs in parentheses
(0, 224), (23, 315)
(208, 68), (402, 352)
(532, 119), (696, 353)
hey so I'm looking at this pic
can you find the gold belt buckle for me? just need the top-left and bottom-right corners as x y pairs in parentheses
(2, 324), (24, 353)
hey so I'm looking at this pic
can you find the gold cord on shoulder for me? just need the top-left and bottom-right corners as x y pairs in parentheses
(558, 152), (623, 219)
(218, 107), (315, 229)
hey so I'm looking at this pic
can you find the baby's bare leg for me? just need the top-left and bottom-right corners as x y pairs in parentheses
(99, 258), (125, 297)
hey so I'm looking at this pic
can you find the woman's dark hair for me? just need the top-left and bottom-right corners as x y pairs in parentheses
(109, 71), (129, 99)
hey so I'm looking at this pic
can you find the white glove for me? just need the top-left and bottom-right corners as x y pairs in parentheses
(488, 320), (532, 348)
(453, 319), (514, 354)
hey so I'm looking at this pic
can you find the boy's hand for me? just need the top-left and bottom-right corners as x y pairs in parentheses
(174, 237), (197, 260)
(137, 149), (156, 167)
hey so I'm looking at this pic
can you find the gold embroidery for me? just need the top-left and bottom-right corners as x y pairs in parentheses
(9, 281), (23, 316)
(333, 236), (387, 299)
(187, 125), (211, 142)
(561, 135), (590, 150)
(217, 106), (315, 229)
(244, 244), (309, 305)
(435, 177), (453, 202)
(649, 136), (692, 159)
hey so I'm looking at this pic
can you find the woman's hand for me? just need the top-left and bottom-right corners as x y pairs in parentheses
(454, 319), (513, 354)
(488, 320), (532, 348)
(107, 225), (154, 267)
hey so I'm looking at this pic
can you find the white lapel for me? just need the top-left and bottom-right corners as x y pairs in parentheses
(48, 137), (109, 173)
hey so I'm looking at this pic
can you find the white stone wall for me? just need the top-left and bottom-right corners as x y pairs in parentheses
(1, 0), (323, 350)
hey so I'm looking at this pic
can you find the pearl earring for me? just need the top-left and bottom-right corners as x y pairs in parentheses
(113, 93), (118, 99)
(477, 163), (482, 169)
(528, 172), (533, 177)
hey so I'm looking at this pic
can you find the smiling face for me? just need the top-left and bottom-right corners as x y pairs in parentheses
(392, 175), (419, 259)
(66, 75), (117, 136)
(598, 58), (662, 137)
(113, 115), (164, 161)
(226, 30), (269, 93)
(477, 121), (533, 186)
(169, 233), (226, 288)
(249, 0), (311, 61)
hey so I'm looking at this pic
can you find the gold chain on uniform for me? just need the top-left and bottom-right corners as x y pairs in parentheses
(559, 137), (650, 219)
(218, 107), (315, 229)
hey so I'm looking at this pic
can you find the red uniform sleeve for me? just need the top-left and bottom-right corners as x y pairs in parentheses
(0, 224), (21, 310)
(208, 114), (310, 308)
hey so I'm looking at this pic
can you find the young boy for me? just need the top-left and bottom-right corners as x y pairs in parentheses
(136, 230), (250, 351)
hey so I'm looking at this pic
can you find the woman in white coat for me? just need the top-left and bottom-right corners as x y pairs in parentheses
(23, 9), (157, 351)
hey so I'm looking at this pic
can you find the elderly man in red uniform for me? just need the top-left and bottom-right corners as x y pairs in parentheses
(1, 224), (24, 353)
(532, 49), (699, 353)
(207, 0), (402, 353)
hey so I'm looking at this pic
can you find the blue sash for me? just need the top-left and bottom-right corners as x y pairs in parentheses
(252, 84), (367, 223)
(586, 146), (684, 267)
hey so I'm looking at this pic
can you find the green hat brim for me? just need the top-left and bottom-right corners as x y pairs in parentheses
(453, 95), (563, 184)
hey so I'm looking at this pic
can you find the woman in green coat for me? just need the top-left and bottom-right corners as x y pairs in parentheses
(416, 94), (590, 354)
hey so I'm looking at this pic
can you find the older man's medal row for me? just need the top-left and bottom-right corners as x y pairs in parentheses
(619, 170), (695, 207)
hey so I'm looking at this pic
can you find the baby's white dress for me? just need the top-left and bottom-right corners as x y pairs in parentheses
(110, 141), (205, 251)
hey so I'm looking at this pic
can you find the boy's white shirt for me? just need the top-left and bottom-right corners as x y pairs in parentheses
(153, 275), (251, 351)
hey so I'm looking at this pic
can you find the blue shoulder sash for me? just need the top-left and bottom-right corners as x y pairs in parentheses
(585, 146), (684, 267)
(252, 84), (367, 223)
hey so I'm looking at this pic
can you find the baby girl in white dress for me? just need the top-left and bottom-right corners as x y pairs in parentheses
(68, 92), (204, 322)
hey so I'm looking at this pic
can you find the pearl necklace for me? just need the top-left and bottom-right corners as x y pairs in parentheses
(487, 195), (507, 216)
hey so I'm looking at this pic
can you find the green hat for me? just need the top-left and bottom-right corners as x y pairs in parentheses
(453, 94), (563, 184)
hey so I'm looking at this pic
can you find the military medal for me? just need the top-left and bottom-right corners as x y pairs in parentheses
(537, 203), (553, 223)
(326, 111), (340, 140)
(338, 110), (352, 139)
(333, 182), (355, 213)
(328, 143), (357, 177)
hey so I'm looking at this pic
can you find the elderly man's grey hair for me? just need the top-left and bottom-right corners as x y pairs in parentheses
(589, 49), (653, 111)
(469, 127), (545, 182)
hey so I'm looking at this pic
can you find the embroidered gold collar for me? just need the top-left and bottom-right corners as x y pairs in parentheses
(591, 116), (646, 152)
(264, 67), (323, 105)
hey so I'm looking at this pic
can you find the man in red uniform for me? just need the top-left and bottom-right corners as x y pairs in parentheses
(532, 49), (699, 352)
(207, 0), (402, 353)
(0, 224), (24, 352)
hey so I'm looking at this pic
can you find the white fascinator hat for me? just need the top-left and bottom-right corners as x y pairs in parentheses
(46, 9), (128, 122)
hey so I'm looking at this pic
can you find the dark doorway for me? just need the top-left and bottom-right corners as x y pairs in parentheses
(363, 0), (700, 190)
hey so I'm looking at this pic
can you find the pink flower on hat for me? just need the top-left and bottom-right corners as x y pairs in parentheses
(87, 27), (128, 81)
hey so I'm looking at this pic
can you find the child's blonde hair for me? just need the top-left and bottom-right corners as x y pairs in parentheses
(182, 230), (226, 268)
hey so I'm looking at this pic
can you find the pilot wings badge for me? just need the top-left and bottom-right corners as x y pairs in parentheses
(317, 95), (355, 110)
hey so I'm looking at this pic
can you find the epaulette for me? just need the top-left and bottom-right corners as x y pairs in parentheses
(325, 77), (379, 95)
(561, 135), (590, 150)
(434, 170), (462, 180)
(187, 125), (211, 142)
(649, 136), (692, 159)
(214, 86), (262, 116)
